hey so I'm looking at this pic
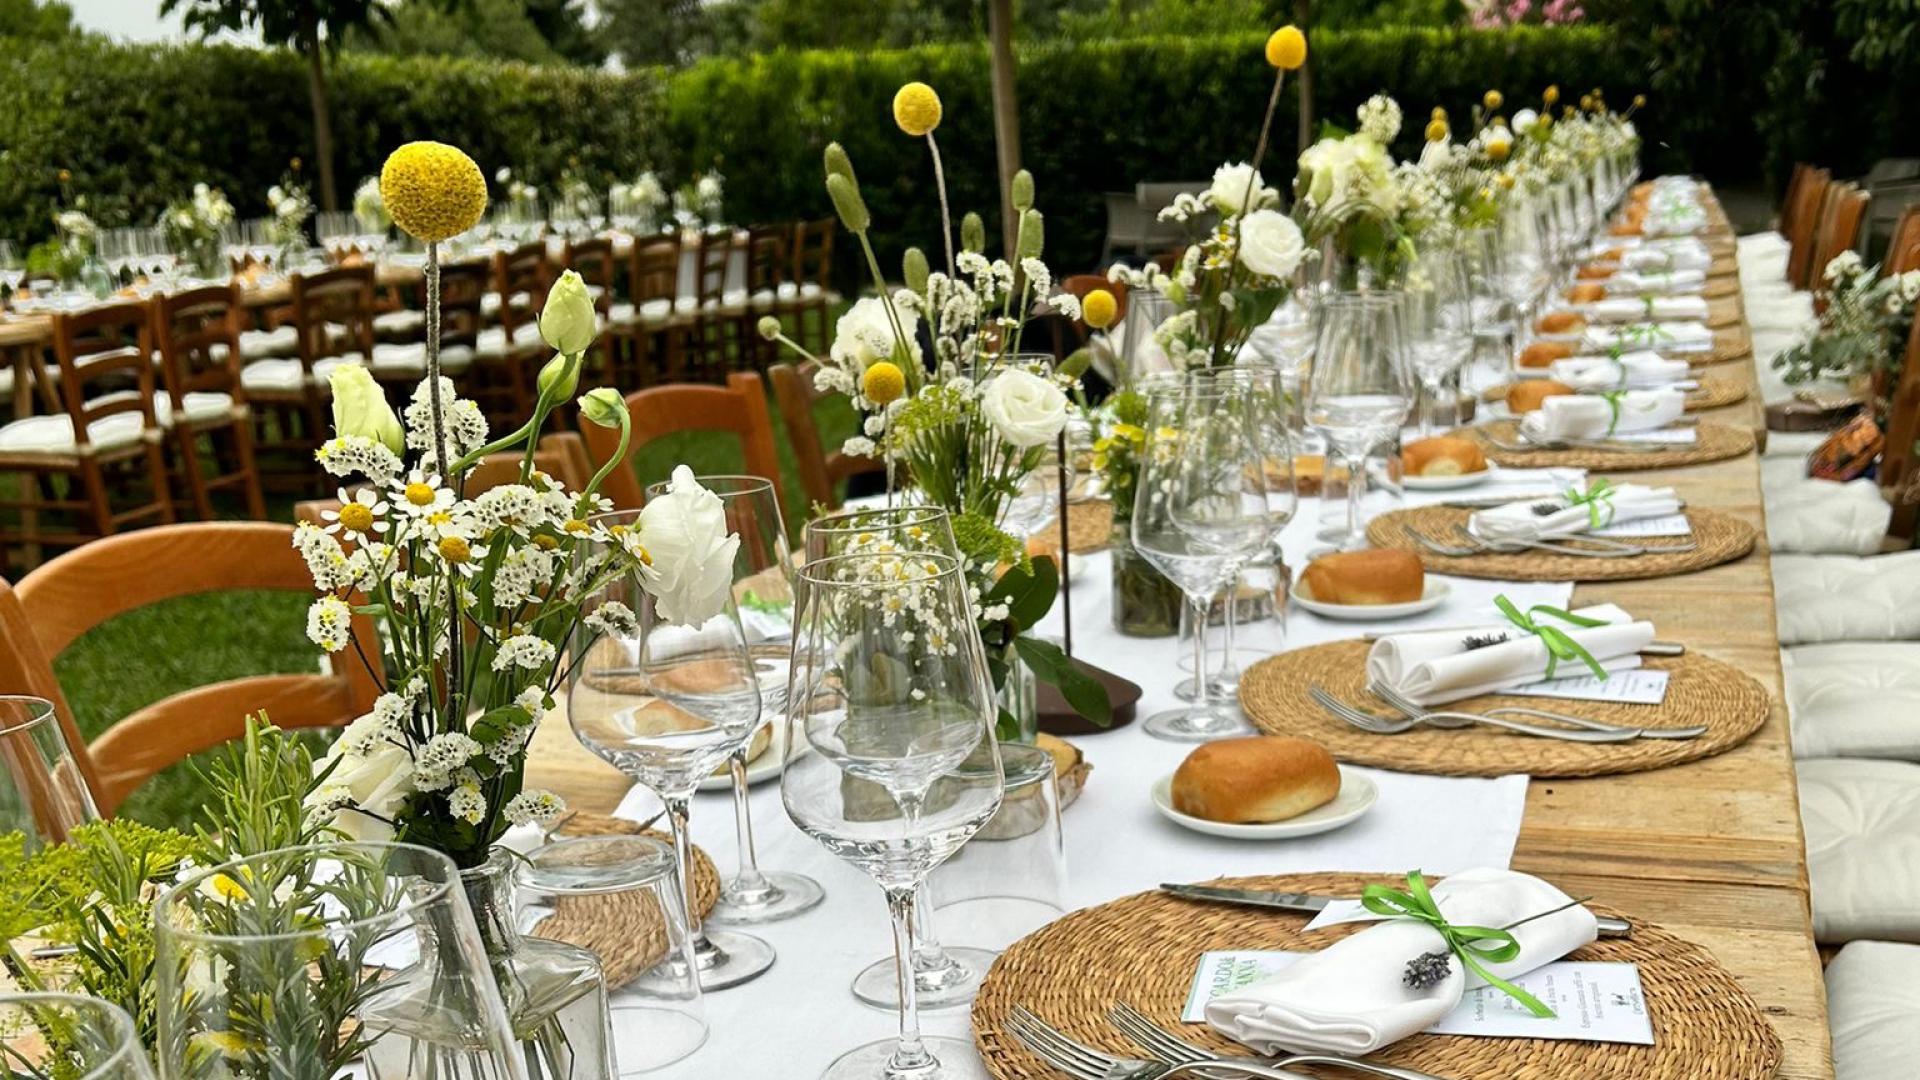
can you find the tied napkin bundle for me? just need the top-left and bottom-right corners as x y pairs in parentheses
(1470, 479), (1681, 542)
(1588, 296), (1709, 324)
(1519, 387), (1686, 442)
(1206, 868), (1599, 1056)
(1364, 601), (1651, 705)
(1582, 321), (1714, 354)
(1607, 267), (1707, 294)
(1621, 244), (1711, 273)
(1548, 351), (1690, 390)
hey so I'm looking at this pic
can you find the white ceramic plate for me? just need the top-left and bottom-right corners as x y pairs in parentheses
(696, 720), (786, 792)
(1150, 766), (1378, 840)
(1403, 467), (1494, 491)
(1289, 578), (1450, 622)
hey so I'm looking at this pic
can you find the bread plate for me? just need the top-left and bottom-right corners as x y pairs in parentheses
(1289, 577), (1449, 621)
(696, 720), (786, 792)
(1149, 765), (1377, 839)
(1403, 466), (1494, 491)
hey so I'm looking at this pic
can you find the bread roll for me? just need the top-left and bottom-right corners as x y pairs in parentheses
(1402, 435), (1487, 477)
(1292, 454), (1325, 497)
(1535, 310), (1586, 334)
(1576, 264), (1615, 281)
(1507, 380), (1576, 413)
(1299, 548), (1425, 605)
(1566, 282), (1607, 303)
(1518, 340), (1574, 368)
(1171, 736), (1340, 824)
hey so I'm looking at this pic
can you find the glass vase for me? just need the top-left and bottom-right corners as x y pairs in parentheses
(1110, 518), (1182, 637)
(996, 643), (1039, 743)
(364, 847), (615, 1080)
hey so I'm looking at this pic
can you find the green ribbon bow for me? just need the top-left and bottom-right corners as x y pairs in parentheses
(1494, 595), (1611, 681)
(1361, 871), (1557, 1018)
(1598, 390), (1627, 434)
(1641, 295), (1657, 320)
(1562, 477), (1618, 528)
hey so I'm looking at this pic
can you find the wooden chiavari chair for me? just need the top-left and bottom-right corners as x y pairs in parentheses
(151, 285), (266, 520)
(684, 229), (748, 381)
(1811, 183), (1871, 316)
(242, 266), (377, 484)
(579, 371), (783, 511)
(768, 360), (883, 512)
(1776, 163), (1813, 241)
(608, 233), (687, 389)
(1786, 169), (1834, 289)
(473, 242), (553, 429)
(788, 218), (837, 354)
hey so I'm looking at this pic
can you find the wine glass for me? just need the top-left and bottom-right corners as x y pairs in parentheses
(643, 474), (825, 926)
(155, 842), (526, 1080)
(1, 993), (153, 1079)
(1117, 286), (1178, 382)
(802, 505), (959, 564)
(1132, 377), (1274, 741)
(1498, 201), (1554, 367)
(1402, 245), (1476, 437)
(568, 547), (776, 992)
(784, 551), (1004, 1080)
(0, 695), (98, 849)
(1307, 292), (1412, 550)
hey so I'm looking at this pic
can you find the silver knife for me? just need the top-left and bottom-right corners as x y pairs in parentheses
(1161, 882), (1633, 939)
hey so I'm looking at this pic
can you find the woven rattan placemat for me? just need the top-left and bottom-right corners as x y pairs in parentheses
(972, 872), (1782, 1080)
(532, 814), (722, 990)
(1483, 375), (1746, 413)
(1238, 640), (1769, 778)
(1032, 499), (1115, 559)
(1457, 420), (1755, 471)
(1366, 506), (1756, 582)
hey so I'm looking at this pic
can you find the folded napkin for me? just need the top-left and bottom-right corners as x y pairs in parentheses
(1206, 868), (1600, 1056)
(1470, 481), (1681, 541)
(1365, 602), (1651, 705)
(1588, 296), (1709, 323)
(1621, 245), (1711, 273)
(1607, 268), (1707, 294)
(1518, 387), (1686, 442)
(1582, 321), (1714, 353)
(1548, 351), (1690, 390)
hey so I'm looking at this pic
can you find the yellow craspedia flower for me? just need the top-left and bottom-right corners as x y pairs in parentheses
(1265, 25), (1307, 70)
(380, 141), (488, 243)
(862, 361), (906, 405)
(1483, 89), (1503, 111)
(1430, 106), (1447, 121)
(1633, 93), (1647, 108)
(893, 83), (943, 137)
(1082, 288), (1118, 329)
(1543, 84), (1561, 107)
(1425, 118), (1449, 142)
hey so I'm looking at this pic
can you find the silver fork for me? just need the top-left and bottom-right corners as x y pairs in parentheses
(1408, 527), (1658, 560)
(1005, 1007), (1301, 1080)
(1367, 680), (1648, 739)
(1106, 1003), (1448, 1080)
(1481, 431), (1678, 454)
(1308, 685), (1640, 743)
(1448, 523), (1690, 557)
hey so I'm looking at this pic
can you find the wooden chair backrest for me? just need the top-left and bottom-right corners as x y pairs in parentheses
(152, 284), (243, 405)
(746, 224), (790, 295)
(1885, 205), (1920, 275)
(563, 237), (617, 316)
(791, 218), (835, 290)
(692, 229), (740, 309)
(433, 259), (490, 350)
(291, 266), (375, 370)
(581, 371), (782, 510)
(1778, 163), (1813, 238)
(1883, 313), (1920, 545)
(1810, 183), (1871, 313)
(492, 242), (553, 338)
(9, 522), (382, 814)
(1787, 170), (1834, 288)
(768, 360), (884, 510)
(50, 301), (161, 452)
(629, 234), (682, 306)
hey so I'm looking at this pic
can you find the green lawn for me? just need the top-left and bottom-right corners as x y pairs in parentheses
(54, 383), (860, 830)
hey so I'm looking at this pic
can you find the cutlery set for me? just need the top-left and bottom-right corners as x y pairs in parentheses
(1407, 523), (1696, 560)
(1306, 682), (1707, 744)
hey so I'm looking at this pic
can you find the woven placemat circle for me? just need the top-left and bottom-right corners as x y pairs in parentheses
(1366, 505), (1755, 581)
(1456, 419), (1755, 471)
(1705, 326), (1751, 366)
(530, 815), (722, 990)
(1702, 275), (1739, 299)
(1482, 375), (1746, 413)
(1033, 499), (1114, 558)
(1706, 296), (1742, 329)
(1237, 640), (1770, 777)
(972, 872), (1782, 1080)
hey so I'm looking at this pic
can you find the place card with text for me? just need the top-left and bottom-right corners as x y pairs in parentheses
(1505, 668), (1671, 705)
(1593, 513), (1693, 538)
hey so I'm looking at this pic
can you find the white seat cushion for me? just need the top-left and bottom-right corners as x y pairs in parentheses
(373, 309), (426, 337)
(474, 323), (545, 358)
(1773, 552), (1920, 645)
(1763, 430), (1831, 460)
(1765, 479), (1890, 555)
(1827, 940), (1920, 1080)
(480, 291), (532, 320)
(239, 324), (299, 361)
(1800, 758), (1920, 943)
(1786, 644), (1920, 760)
(1737, 231), (1790, 259)
(369, 342), (474, 375)
(0, 389), (174, 455)
(239, 356), (347, 393)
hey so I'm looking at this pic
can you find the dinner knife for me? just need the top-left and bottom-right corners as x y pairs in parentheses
(1160, 882), (1633, 939)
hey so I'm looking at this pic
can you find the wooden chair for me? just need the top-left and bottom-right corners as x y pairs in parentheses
(1811, 183), (1870, 315)
(1884, 205), (1920, 275)
(609, 233), (687, 389)
(0, 302), (173, 568)
(473, 242), (553, 429)
(788, 218), (837, 354)
(367, 258), (486, 386)
(768, 361), (882, 511)
(1883, 314), (1920, 545)
(1777, 163), (1813, 240)
(1786, 169), (1834, 289)
(580, 371), (782, 511)
(684, 230), (748, 382)
(244, 266), (377, 484)
(2, 522), (381, 815)
(743, 224), (792, 367)
(151, 285), (266, 520)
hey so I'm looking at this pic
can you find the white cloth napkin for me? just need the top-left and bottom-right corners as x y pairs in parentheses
(1622, 245), (1711, 273)
(1582, 321), (1714, 353)
(1205, 868), (1600, 1055)
(1470, 482), (1681, 541)
(1518, 388), (1686, 442)
(1607, 268), (1706, 294)
(1548, 351), (1690, 390)
(1364, 603), (1651, 705)
(1588, 296), (1709, 323)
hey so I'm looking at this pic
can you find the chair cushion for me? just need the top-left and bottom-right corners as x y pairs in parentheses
(239, 356), (347, 393)
(238, 324), (299, 361)
(1786, 644), (1920, 760)
(1773, 552), (1920, 645)
(1800, 758), (1920, 943)
(1765, 479), (1890, 555)
(0, 389), (178, 455)
(475, 323), (545, 358)
(1737, 231), (1790, 259)
(1827, 940), (1920, 1080)
(369, 342), (475, 375)
(373, 309), (426, 337)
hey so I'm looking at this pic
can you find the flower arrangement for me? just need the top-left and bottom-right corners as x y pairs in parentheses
(162, 183), (236, 278)
(674, 169), (725, 228)
(26, 172), (97, 286)
(761, 83), (1109, 735)
(611, 170), (670, 232)
(1294, 92), (1417, 287)
(265, 163), (313, 253)
(352, 174), (391, 235)
(1774, 250), (1920, 387)
(298, 142), (739, 868)
(553, 160), (603, 227)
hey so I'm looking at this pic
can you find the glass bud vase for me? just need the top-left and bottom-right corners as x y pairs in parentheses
(996, 643), (1039, 743)
(1110, 518), (1182, 637)
(365, 847), (615, 1080)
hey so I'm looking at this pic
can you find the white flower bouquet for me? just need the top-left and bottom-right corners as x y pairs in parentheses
(265, 170), (313, 252)
(352, 175), (391, 235)
(1775, 251), (1920, 387)
(162, 182), (235, 278)
(1294, 93), (1417, 287)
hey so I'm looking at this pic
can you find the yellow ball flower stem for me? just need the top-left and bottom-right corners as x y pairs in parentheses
(420, 238), (466, 725)
(926, 132), (956, 277)
(1216, 58), (1291, 365)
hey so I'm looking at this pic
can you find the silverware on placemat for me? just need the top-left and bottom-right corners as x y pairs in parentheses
(1367, 681), (1704, 741)
(1156, 883), (1634, 939)
(1309, 685), (1640, 743)
(1108, 1002), (1451, 1080)
(1408, 524), (1696, 560)
(1006, 1005), (1312, 1080)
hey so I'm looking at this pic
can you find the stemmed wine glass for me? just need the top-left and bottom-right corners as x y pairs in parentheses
(643, 474), (825, 926)
(1132, 376), (1274, 741)
(1402, 245), (1477, 437)
(784, 551), (1004, 1080)
(1307, 292), (1412, 550)
(568, 527), (776, 992)
(1498, 200), (1554, 368)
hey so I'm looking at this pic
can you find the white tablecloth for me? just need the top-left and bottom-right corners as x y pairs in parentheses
(607, 481), (1577, 1078)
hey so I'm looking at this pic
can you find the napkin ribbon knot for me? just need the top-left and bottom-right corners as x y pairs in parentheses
(1493, 595), (1611, 680)
(1598, 390), (1627, 434)
(1562, 478), (1618, 528)
(1361, 871), (1556, 1018)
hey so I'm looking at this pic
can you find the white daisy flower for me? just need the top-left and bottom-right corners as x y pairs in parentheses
(389, 470), (454, 519)
(322, 487), (388, 538)
(503, 790), (566, 827)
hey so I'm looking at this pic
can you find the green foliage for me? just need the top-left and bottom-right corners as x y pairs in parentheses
(0, 0), (77, 41)
(344, 0), (593, 65)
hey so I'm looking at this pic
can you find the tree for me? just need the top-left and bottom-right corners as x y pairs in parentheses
(0, 0), (80, 41)
(161, 0), (407, 210)
(598, 0), (714, 67)
(345, 0), (575, 65)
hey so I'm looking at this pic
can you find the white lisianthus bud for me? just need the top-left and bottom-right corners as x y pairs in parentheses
(537, 352), (580, 402)
(578, 387), (627, 429)
(327, 363), (405, 454)
(538, 269), (598, 356)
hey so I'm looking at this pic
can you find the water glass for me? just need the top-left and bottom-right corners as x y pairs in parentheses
(926, 742), (1065, 951)
(1306, 293), (1411, 549)
(0, 695), (98, 849)
(0, 993), (153, 1078)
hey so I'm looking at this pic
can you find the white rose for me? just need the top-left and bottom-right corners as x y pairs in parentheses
(309, 722), (416, 843)
(981, 368), (1068, 448)
(1209, 162), (1270, 215)
(1236, 210), (1306, 280)
(1512, 108), (1539, 136)
(829, 296), (921, 371)
(636, 465), (742, 626)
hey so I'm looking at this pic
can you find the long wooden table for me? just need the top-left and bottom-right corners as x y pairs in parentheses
(525, 200), (1832, 1077)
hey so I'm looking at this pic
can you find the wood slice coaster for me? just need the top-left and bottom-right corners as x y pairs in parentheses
(1455, 420), (1756, 471)
(1237, 640), (1770, 777)
(972, 872), (1782, 1080)
(1366, 506), (1756, 582)
(1031, 499), (1114, 559)
(1482, 376), (1747, 413)
(532, 814), (722, 990)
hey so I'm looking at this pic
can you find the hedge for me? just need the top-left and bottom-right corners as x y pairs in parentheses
(0, 25), (1738, 279)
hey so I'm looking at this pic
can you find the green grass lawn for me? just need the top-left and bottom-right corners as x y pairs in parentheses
(52, 383), (861, 830)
